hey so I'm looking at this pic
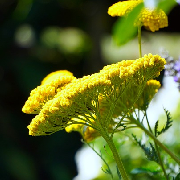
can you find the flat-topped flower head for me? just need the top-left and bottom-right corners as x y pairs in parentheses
(108, 0), (143, 17)
(136, 8), (168, 32)
(41, 70), (74, 85)
(41, 72), (111, 114)
(25, 54), (166, 136)
(108, 0), (168, 32)
(26, 73), (112, 136)
(99, 54), (165, 117)
(100, 53), (165, 83)
(22, 70), (75, 114)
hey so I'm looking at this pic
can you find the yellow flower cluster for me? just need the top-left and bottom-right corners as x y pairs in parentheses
(64, 80), (161, 141)
(27, 73), (111, 136)
(136, 8), (168, 32)
(22, 70), (75, 114)
(108, 0), (142, 17)
(65, 117), (84, 133)
(108, 0), (168, 32)
(83, 127), (100, 143)
(98, 54), (165, 119)
(135, 79), (161, 110)
(23, 54), (166, 138)
(65, 115), (100, 142)
(41, 70), (74, 85)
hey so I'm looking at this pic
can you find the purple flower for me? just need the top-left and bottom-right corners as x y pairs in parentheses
(174, 59), (180, 72)
(160, 48), (180, 91)
(173, 57), (180, 84)
(174, 71), (180, 82)
(174, 76), (179, 82)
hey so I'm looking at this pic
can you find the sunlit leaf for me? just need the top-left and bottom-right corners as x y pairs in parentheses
(158, 0), (177, 14)
(112, 2), (144, 46)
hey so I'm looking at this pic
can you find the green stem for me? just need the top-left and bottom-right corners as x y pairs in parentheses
(138, 26), (142, 58)
(154, 143), (169, 180)
(112, 82), (147, 137)
(145, 112), (168, 180)
(133, 118), (180, 165)
(100, 127), (129, 180)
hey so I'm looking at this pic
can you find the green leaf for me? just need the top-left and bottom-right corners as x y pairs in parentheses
(154, 120), (159, 137)
(158, 0), (177, 14)
(156, 108), (173, 137)
(132, 134), (159, 163)
(85, 143), (113, 179)
(112, 2), (144, 46)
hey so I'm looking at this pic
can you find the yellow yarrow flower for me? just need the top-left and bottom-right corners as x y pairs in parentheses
(26, 73), (111, 136)
(99, 54), (165, 118)
(22, 70), (75, 114)
(136, 8), (168, 32)
(66, 122), (100, 143)
(135, 79), (161, 110)
(108, 0), (168, 32)
(41, 73), (112, 115)
(65, 115), (115, 143)
(83, 127), (100, 143)
(41, 70), (73, 85)
(24, 54), (166, 136)
(65, 115), (95, 133)
(65, 119), (84, 133)
(65, 115), (100, 142)
(108, 0), (142, 17)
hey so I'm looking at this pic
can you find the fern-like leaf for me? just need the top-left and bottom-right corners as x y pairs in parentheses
(154, 120), (159, 137)
(132, 134), (159, 163)
(156, 108), (173, 137)
(86, 143), (113, 179)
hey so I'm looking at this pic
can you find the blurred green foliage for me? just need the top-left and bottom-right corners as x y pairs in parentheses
(112, 3), (144, 46)
(91, 110), (180, 180)
(157, 0), (177, 14)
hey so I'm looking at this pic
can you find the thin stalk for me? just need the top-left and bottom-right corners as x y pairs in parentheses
(132, 118), (180, 165)
(112, 82), (147, 137)
(100, 126), (129, 180)
(155, 143), (169, 180)
(144, 112), (168, 180)
(138, 26), (142, 58)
